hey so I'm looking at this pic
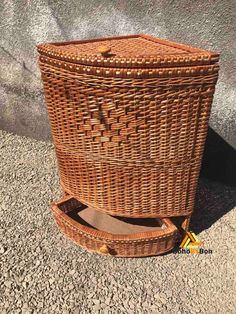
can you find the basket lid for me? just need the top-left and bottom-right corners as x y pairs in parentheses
(37, 34), (219, 68)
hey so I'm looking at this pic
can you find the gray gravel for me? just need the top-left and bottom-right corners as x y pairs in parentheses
(0, 129), (235, 314)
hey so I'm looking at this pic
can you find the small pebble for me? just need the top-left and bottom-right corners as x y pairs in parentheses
(4, 281), (12, 288)
(0, 245), (5, 254)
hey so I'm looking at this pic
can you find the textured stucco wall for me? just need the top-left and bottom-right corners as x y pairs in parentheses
(0, 0), (236, 148)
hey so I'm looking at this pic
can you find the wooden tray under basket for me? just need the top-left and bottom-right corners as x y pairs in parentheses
(51, 195), (179, 257)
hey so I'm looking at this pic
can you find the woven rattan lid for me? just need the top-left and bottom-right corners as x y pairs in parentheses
(37, 34), (219, 68)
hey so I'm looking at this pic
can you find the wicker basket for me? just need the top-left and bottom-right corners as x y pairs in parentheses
(38, 34), (219, 219)
(51, 195), (178, 257)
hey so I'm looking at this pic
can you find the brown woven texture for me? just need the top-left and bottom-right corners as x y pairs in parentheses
(38, 34), (219, 218)
(38, 34), (219, 68)
(51, 196), (178, 257)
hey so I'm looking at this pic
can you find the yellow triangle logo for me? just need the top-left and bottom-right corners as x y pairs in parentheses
(180, 231), (204, 249)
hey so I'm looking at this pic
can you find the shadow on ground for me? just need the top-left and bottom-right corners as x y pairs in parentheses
(191, 127), (236, 234)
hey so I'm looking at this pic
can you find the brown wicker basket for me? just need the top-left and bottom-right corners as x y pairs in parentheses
(51, 195), (178, 257)
(38, 34), (219, 219)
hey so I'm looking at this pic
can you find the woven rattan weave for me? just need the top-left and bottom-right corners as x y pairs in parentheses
(51, 195), (178, 257)
(38, 34), (219, 219)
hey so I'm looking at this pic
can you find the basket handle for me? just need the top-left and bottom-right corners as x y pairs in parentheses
(97, 45), (111, 57)
(98, 244), (110, 254)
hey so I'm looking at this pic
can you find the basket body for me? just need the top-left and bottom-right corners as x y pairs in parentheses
(38, 34), (219, 218)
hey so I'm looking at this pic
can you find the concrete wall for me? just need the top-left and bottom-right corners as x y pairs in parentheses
(0, 0), (236, 148)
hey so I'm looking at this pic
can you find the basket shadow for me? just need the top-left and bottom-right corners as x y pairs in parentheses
(190, 127), (236, 234)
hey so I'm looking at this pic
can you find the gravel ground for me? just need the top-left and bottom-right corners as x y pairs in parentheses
(0, 129), (235, 314)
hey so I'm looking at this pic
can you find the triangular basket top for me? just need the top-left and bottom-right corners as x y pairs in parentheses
(37, 34), (219, 68)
